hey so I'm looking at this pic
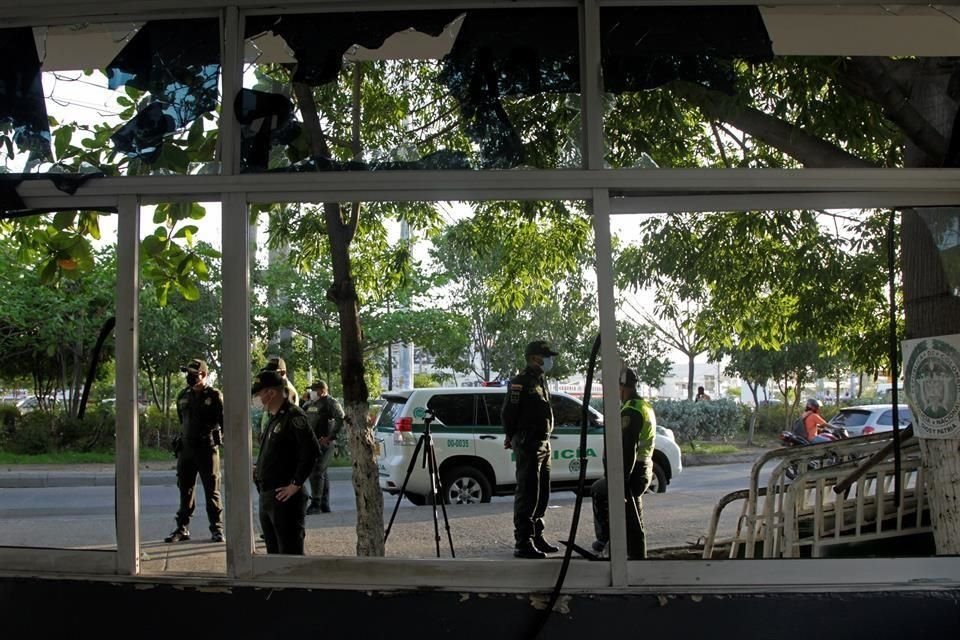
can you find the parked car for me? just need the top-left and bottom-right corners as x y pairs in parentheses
(827, 404), (912, 437)
(375, 387), (683, 505)
(15, 397), (40, 413)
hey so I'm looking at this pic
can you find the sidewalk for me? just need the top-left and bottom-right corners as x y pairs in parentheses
(0, 463), (353, 489)
(0, 447), (772, 489)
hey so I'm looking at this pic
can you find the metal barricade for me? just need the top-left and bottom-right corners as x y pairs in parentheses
(703, 431), (928, 559)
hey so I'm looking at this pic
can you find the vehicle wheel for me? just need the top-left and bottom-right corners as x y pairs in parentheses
(648, 462), (668, 494)
(403, 491), (427, 506)
(441, 466), (492, 504)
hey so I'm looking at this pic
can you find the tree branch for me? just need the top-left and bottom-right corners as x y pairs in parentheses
(292, 83), (331, 158)
(709, 121), (732, 168)
(668, 80), (877, 168)
(841, 57), (948, 165)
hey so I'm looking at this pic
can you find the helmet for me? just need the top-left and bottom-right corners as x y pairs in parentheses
(806, 398), (821, 410)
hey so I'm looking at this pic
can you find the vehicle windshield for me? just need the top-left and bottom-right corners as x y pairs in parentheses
(375, 399), (405, 429)
(832, 410), (871, 427)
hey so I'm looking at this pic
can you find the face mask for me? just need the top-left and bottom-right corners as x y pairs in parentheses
(252, 395), (264, 411)
(541, 356), (554, 372)
(186, 373), (200, 387)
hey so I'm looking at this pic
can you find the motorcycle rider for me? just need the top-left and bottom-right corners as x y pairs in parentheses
(801, 398), (831, 443)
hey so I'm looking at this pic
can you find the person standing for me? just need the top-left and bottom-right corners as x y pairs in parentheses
(252, 369), (321, 555)
(590, 366), (656, 560)
(501, 340), (560, 559)
(303, 380), (345, 514)
(165, 358), (225, 543)
(256, 356), (299, 438)
(695, 386), (711, 402)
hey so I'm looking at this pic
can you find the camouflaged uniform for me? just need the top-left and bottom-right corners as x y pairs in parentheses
(501, 365), (554, 546)
(174, 383), (224, 537)
(303, 393), (345, 513)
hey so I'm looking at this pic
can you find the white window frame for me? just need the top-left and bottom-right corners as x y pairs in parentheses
(1, 0), (959, 593)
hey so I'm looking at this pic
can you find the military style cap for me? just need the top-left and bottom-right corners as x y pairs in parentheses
(524, 340), (559, 358)
(619, 366), (639, 387)
(180, 358), (208, 374)
(264, 356), (286, 372)
(252, 369), (285, 395)
(310, 380), (327, 391)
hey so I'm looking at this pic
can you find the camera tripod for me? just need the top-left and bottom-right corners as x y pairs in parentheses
(384, 410), (456, 558)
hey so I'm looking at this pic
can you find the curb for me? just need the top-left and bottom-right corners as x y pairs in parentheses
(0, 465), (353, 489)
(681, 451), (770, 467)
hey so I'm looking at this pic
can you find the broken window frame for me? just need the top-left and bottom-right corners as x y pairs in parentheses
(1, 0), (959, 596)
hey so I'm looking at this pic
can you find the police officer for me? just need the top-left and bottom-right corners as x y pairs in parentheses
(590, 366), (655, 560)
(303, 380), (345, 515)
(165, 358), (225, 543)
(252, 369), (321, 555)
(501, 340), (560, 559)
(256, 356), (299, 439)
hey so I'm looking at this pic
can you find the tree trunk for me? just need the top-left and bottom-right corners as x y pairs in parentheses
(686, 353), (695, 400)
(325, 202), (384, 557)
(747, 381), (759, 445)
(901, 61), (960, 554)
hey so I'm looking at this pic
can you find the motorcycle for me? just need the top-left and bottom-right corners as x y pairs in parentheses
(779, 424), (850, 480)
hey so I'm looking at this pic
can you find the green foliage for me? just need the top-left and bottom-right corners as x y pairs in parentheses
(413, 373), (440, 388)
(2, 406), (119, 455)
(0, 237), (116, 416)
(0, 403), (20, 429)
(139, 251), (221, 411)
(6, 411), (55, 454)
(652, 399), (744, 450)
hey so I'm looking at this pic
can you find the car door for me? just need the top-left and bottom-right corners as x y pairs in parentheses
(476, 392), (511, 488)
(549, 394), (603, 483)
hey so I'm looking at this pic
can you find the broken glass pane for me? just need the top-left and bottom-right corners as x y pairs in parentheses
(240, 8), (582, 172)
(107, 19), (220, 163)
(0, 27), (52, 161)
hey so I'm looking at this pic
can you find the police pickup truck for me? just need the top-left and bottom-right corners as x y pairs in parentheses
(375, 387), (682, 505)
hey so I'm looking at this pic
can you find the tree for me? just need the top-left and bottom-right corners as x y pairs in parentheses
(430, 208), (596, 382)
(0, 232), (115, 417)
(649, 58), (960, 553)
(139, 247), (222, 432)
(723, 345), (778, 445)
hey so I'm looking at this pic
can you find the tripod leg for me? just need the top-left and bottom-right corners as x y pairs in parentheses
(384, 434), (427, 544)
(423, 433), (443, 557)
(428, 438), (456, 558)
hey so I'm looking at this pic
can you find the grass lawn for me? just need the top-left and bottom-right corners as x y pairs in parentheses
(1, 444), (356, 466)
(683, 442), (742, 454)
(0, 447), (173, 465)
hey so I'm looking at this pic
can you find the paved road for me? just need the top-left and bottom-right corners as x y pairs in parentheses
(0, 462), (763, 559)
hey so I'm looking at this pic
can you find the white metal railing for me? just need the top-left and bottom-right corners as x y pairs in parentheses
(704, 431), (929, 559)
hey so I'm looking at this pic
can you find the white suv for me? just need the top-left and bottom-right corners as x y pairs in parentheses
(375, 387), (682, 505)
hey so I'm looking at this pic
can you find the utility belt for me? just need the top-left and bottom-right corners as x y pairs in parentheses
(181, 428), (223, 448)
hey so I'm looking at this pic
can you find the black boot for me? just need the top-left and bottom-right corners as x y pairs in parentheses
(306, 501), (321, 515)
(533, 536), (560, 554)
(164, 527), (190, 543)
(514, 539), (546, 559)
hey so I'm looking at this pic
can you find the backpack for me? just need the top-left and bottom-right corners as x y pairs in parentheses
(791, 415), (807, 438)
